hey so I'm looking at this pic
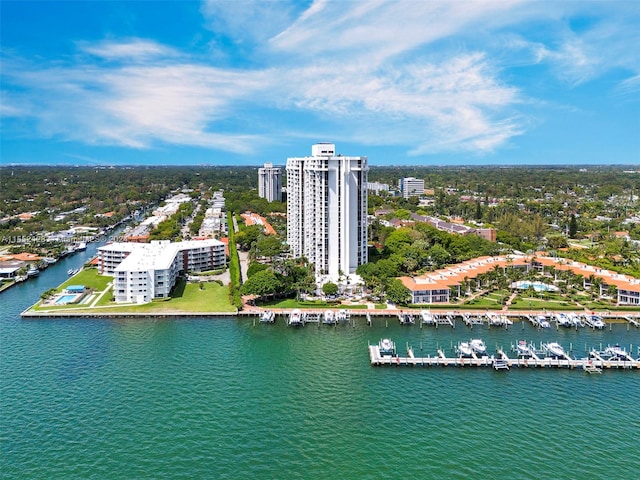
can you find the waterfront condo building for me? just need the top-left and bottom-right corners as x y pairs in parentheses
(258, 163), (282, 202)
(98, 239), (226, 303)
(286, 143), (368, 283)
(399, 177), (425, 199)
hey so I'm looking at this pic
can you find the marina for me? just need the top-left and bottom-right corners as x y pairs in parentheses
(368, 340), (640, 370)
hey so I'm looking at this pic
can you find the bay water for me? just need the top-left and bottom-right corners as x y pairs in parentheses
(2, 243), (639, 479)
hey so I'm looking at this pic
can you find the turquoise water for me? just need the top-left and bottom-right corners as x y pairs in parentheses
(2, 246), (640, 479)
(55, 294), (78, 304)
(512, 280), (556, 292)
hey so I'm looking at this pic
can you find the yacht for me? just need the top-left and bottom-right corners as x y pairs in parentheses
(399, 313), (415, 325)
(323, 310), (336, 325)
(260, 310), (275, 323)
(288, 309), (303, 327)
(517, 341), (534, 358)
(586, 314), (605, 329)
(603, 344), (631, 361)
(336, 309), (349, 323)
(545, 342), (566, 358)
(421, 310), (435, 325)
(567, 313), (583, 327)
(26, 266), (40, 277)
(378, 338), (397, 357)
(469, 339), (487, 356)
(554, 313), (572, 328)
(500, 315), (513, 326)
(75, 241), (87, 251)
(457, 342), (474, 357)
(536, 315), (550, 328)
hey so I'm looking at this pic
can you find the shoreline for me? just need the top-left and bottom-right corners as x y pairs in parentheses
(21, 306), (640, 321)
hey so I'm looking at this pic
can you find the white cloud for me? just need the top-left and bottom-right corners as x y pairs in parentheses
(2, 49), (270, 152)
(79, 39), (180, 61)
(201, 0), (305, 45)
(617, 75), (640, 95)
(2, 1), (638, 157)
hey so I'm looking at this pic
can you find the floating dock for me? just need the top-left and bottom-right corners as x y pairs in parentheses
(368, 344), (640, 370)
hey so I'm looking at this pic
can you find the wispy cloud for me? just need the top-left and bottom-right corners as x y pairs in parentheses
(2, 0), (638, 159)
(2, 52), (270, 152)
(79, 39), (180, 61)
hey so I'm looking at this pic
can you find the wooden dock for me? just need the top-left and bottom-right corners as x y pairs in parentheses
(368, 345), (640, 370)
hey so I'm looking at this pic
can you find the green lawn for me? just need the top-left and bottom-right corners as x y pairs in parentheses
(257, 298), (367, 309)
(86, 281), (233, 313)
(61, 268), (112, 291)
(32, 279), (234, 314)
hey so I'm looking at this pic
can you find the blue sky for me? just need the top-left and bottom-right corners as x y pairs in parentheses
(1, 0), (639, 166)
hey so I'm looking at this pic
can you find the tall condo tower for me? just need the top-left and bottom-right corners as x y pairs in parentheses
(258, 163), (282, 202)
(286, 143), (368, 282)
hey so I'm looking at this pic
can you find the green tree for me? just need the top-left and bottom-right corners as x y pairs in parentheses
(247, 262), (269, 278)
(569, 214), (578, 238)
(240, 269), (282, 297)
(254, 235), (283, 259)
(322, 282), (339, 296)
(235, 225), (263, 251)
(386, 279), (411, 305)
(475, 201), (483, 221)
(384, 227), (417, 253)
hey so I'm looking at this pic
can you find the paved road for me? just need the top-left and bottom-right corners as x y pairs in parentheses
(238, 250), (249, 284)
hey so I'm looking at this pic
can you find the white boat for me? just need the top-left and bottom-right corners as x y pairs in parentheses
(545, 342), (566, 358)
(67, 268), (74, 275)
(43, 257), (57, 264)
(536, 315), (550, 328)
(567, 313), (583, 327)
(323, 310), (336, 324)
(336, 309), (349, 323)
(517, 341), (534, 357)
(26, 266), (40, 277)
(421, 310), (435, 325)
(554, 313), (572, 327)
(398, 313), (415, 325)
(457, 342), (474, 357)
(75, 241), (87, 251)
(469, 338), (487, 356)
(587, 314), (605, 329)
(603, 344), (631, 361)
(260, 310), (275, 323)
(288, 309), (303, 327)
(378, 338), (396, 357)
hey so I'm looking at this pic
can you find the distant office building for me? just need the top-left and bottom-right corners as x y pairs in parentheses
(258, 163), (282, 202)
(399, 177), (425, 199)
(286, 143), (368, 282)
(367, 181), (390, 195)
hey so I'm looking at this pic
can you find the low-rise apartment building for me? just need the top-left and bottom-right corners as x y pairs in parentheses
(98, 239), (226, 303)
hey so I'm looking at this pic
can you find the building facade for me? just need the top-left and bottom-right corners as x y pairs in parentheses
(98, 239), (226, 303)
(258, 163), (282, 202)
(399, 254), (640, 305)
(399, 177), (425, 199)
(286, 143), (368, 282)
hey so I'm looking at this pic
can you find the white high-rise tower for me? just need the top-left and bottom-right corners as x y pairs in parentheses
(286, 143), (368, 283)
(258, 163), (282, 202)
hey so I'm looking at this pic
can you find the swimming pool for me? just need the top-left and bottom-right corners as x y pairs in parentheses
(55, 294), (78, 305)
(511, 281), (558, 292)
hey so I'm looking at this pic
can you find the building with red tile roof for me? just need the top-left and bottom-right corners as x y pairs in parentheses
(398, 253), (640, 305)
(241, 212), (276, 235)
